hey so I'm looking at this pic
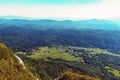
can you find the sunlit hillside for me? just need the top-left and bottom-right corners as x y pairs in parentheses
(0, 42), (38, 80)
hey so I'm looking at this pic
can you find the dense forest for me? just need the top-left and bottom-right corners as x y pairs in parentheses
(1, 26), (120, 54)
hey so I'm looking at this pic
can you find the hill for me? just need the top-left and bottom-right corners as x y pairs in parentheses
(0, 42), (38, 80)
(1, 27), (120, 54)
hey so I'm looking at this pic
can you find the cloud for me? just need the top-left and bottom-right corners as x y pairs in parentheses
(0, 0), (120, 19)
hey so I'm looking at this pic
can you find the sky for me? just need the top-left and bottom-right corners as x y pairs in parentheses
(0, 0), (120, 19)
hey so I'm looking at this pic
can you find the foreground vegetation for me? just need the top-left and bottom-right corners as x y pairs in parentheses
(0, 42), (120, 80)
(0, 43), (38, 80)
(16, 46), (120, 80)
(58, 71), (100, 80)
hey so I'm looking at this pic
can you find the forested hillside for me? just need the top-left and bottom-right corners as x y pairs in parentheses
(1, 27), (120, 54)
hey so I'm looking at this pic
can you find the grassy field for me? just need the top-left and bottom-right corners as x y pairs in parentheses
(28, 47), (84, 62)
(105, 66), (120, 77)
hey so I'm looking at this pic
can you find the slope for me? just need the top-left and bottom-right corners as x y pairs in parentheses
(0, 42), (38, 80)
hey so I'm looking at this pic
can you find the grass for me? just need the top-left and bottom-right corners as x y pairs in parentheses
(28, 47), (84, 62)
(108, 69), (120, 77)
(105, 66), (120, 77)
(15, 52), (26, 55)
(29, 52), (83, 62)
(70, 46), (120, 57)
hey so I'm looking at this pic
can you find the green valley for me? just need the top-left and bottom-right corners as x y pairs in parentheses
(15, 46), (120, 80)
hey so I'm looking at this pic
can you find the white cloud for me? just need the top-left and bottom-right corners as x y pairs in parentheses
(0, 0), (120, 19)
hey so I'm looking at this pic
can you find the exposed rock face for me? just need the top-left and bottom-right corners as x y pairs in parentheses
(0, 42), (38, 80)
(14, 54), (25, 69)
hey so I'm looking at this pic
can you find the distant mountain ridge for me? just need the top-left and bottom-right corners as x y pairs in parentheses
(0, 17), (120, 30)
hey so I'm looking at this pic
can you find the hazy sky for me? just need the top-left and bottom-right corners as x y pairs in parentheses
(0, 0), (120, 19)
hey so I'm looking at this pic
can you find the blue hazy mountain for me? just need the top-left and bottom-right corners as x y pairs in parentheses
(0, 16), (120, 30)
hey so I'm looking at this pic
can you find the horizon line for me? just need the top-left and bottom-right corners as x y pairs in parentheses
(0, 15), (116, 21)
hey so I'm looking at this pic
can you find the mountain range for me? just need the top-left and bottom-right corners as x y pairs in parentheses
(0, 17), (120, 30)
